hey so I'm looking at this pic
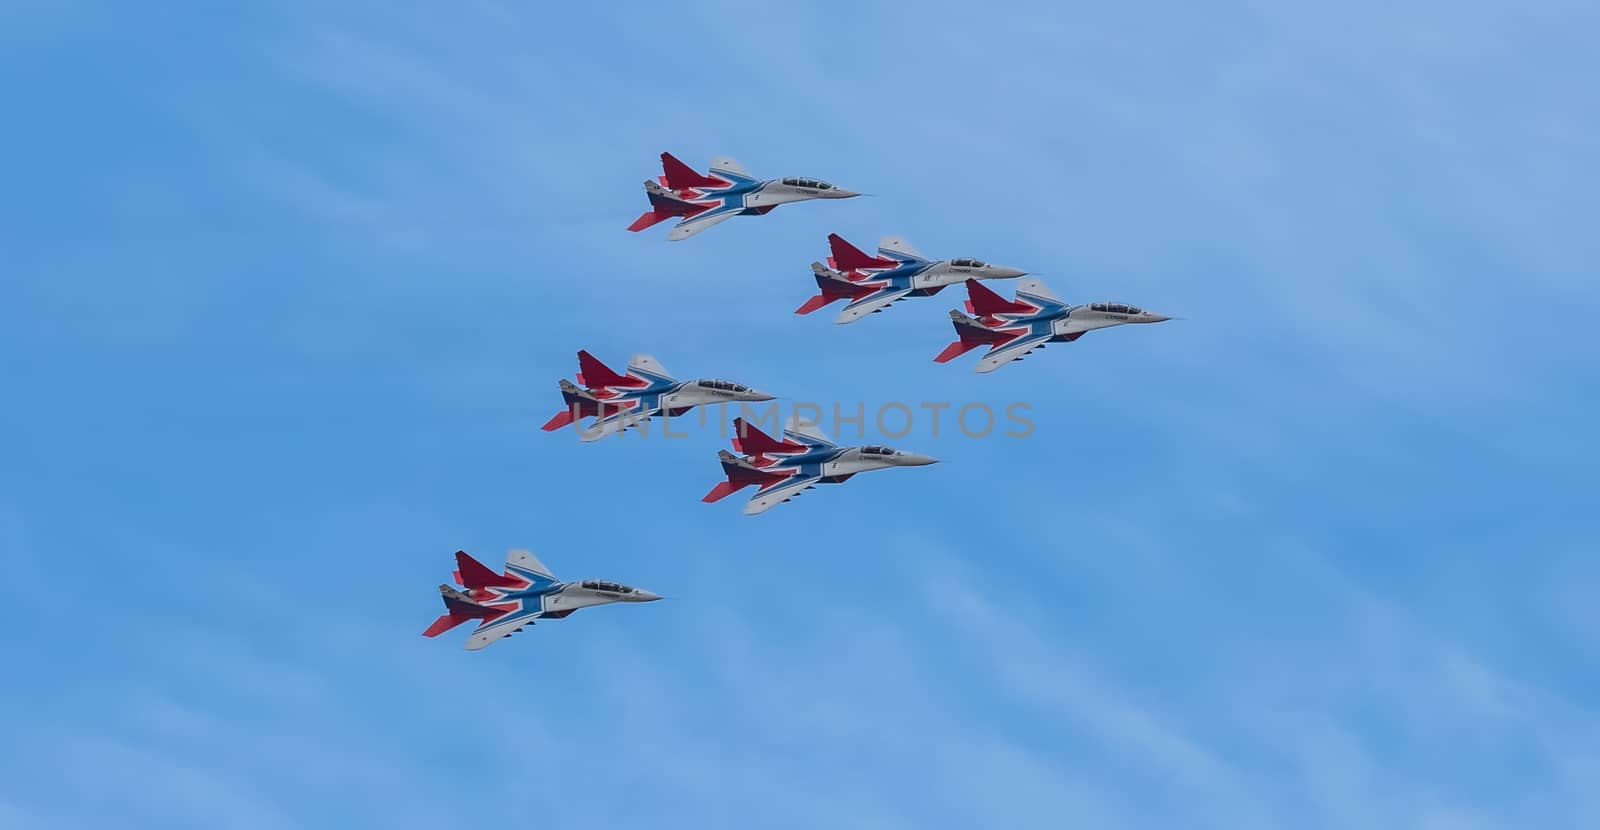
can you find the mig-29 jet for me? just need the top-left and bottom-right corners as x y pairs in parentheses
(934, 278), (1171, 373)
(541, 350), (774, 441)
(422, 549), (661, 651)
(703, 415), (937, 515)
(797, 233), (1027, 324)
(627, 152), (860, 241)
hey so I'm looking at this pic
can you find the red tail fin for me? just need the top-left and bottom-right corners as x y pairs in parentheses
(454, 551), (521, 590)
(543, 381), (608, 429)
(732, 417), (805, 455)
(796, 265), (875, 315)
(965, 278), (1034, 317)
(660, 152), (723, 190)
(704, 450), (789, 502)
(828, 233), (896, 272)
(542, 400), (621, 430)
(423, 584), (506, 637)
(628, 181), (710, 232)
(576, 350), (644, 389)
(934, 311), (1015, 363)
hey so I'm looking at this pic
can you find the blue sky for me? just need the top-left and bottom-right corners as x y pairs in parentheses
(3, 1), (1597, 827)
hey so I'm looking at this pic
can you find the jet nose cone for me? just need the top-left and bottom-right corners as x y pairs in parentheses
(1144, 313), (1171, 323)
(897, 453), (939, 466)
(743, 390), (777, 402)
(633, 590), (662, 602)
(830, 189), (861, 199)
(992, 266), (1028, 279)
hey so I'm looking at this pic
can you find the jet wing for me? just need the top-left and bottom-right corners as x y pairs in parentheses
(743, 471), (822, 515)
(834, 286), (913, 324)
(666, 207), (738, 241)
(504, 549), (558, 589)
(709, 156), (755, 183)
(877, 236), (928, 263)
(1014, 278), (1064, 307)
(578, 408), (651, 442)
(782, 415), (836, 449)
(975, 330), (1053, 374)
(628, 354), (674, 382)
(464, 609), (540, 651)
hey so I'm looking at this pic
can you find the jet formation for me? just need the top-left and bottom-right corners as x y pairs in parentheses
(423, 549), (660, 650)
(429, 151), (1177, 649)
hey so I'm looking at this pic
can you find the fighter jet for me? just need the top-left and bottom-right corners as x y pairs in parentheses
(423, 549), (661, 651)
(702, 415), (938, 515)
(627, 152), (860, 241)
(934, 278), (1171, 373)
(541, 350), (774, 441)
(797, 233), (1027, 324)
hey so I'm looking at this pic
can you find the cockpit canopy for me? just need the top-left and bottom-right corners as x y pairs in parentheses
(580, 580), (634, 594)
(949, 258), (988, 268)
(695, 378), (752, 393)
(860, 445), (896, 456)
(1089, 303), (1142, 315)
(781, 177), (834, 190)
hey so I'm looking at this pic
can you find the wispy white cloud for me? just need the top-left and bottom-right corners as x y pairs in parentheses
(923, 534), (1600, 828)
(7, 1), (1595, 828)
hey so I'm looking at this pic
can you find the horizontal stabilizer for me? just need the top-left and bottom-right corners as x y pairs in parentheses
(542, 379), (607, 430)
(702, 480), (749, 503)
(934, 341), (981, 363)
(423, 584), (504, 637)
(795, 294), (833, 315)
(796, 263), (874, 315)
(541, 410), (577, 431)
(627, 211), (666, 232)
(627, 179), (710, 231)
(629, 181), (710, 232)
(935, 341), (980, 363)
(935, 310), (1014, 363)
(643, 180), (706, 214)
(423, 613), (468, 638)
(441, 586), (492, 617)
(705, 449), (787, 502)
